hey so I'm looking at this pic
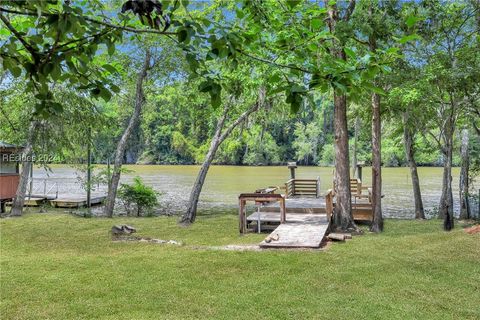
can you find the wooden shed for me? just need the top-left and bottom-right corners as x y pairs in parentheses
(0, 142), (23, 213)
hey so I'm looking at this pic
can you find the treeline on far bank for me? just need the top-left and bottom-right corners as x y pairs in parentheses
(86, 87), (477, 168)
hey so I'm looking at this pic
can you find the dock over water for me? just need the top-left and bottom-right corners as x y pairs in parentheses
(239, 174), (373, 249)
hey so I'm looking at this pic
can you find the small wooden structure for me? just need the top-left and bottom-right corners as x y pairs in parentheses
(239, 193), (286, 234)
(50, 195), (106, 208)
(239, 165), (330, 248)
(0, 142), (23, 213)
(238, 166), (375, 248)
(285, 177), (321, 198)
(329, 178), (374, 222)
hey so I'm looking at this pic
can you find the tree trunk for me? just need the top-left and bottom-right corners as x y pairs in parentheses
(352, 117), (359, 178)
(325, 1), (357, 232)
(403, 112), (425, 219)
(10, 121), (38, 216)
(439, 122), (454, 231)
(333, 93), (356, 231)
(181, 131), (223, 224)
(459, 128), (470, 219)
(181, 92), (263, 225)
(104, 49), (151, 218)
(370, 93), (383, 232)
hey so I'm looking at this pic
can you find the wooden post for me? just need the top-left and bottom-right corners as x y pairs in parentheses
(356, 161), (364, 181)
(316, 176), (321, 198)
(28, 162), (33, 198)
(86, 136), (92, 208)
(239, 199), (246, 234)
(280, 196), (286, 223)
(287, 162), (297, 180)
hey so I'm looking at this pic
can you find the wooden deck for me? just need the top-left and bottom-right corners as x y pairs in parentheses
(260, 220), (329, 248)
(50, 196), (106, 208)
(239, 176), (375, 248)
(246, 198), (330, 248)
(261, 197), (327, 213)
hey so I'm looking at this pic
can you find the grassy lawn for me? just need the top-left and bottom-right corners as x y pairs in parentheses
(1, 211), (479, 320)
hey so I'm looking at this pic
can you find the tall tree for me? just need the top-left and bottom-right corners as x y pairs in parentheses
(414, 1), (479, 230)
(324, 0), (357, 231)
(104, 49), (151, 217)
(459, 128), (471, 219)
(403, 110), (425, 219)
(181, 89), (264, 224)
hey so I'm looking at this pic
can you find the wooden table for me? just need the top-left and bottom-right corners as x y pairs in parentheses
(238, 193), (286, 234)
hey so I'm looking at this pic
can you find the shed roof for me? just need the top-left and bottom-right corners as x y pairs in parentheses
(0, 141), (24, 153)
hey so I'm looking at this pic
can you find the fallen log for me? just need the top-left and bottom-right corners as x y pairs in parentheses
(327, 233), (346, 241)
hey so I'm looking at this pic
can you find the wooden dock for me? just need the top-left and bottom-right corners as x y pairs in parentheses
(245, 197), (331, 248)
(238, 175), (376, 248)
(50, 196), (106, 208)
(260, 218), (329, 248)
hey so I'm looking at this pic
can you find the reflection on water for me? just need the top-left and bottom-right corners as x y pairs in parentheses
(31, 165), (468, 219)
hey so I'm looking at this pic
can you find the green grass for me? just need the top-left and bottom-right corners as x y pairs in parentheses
(1, 211), (479, 320)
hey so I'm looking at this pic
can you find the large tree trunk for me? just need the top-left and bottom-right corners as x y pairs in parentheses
(370, 93), (383, 232)
(181, 93), (263, 224)
(325, 1), (357, 232)
(403, 112), (425, 219)
(439, 122), (454, 231)
(10, 121), (38, 216)
(333, 93), (356, 231)
(181, 125), (224, 224)
(459, 128), (470, 219)
(104, 49), (151, 218)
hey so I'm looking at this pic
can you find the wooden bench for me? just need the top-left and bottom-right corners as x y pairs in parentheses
(326, 187), (374, 222)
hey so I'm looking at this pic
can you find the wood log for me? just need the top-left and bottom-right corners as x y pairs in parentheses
(327, 233), (346, 241)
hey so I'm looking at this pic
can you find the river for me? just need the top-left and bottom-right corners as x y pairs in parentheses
(28, 164), (474, 219)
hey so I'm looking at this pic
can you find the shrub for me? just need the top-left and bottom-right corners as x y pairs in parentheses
(118, 177), (158, 217)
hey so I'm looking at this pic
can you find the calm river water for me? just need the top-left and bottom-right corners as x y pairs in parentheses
(30, 165), (472, 219)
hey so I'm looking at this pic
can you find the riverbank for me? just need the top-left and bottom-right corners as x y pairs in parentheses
(1, 212), (479, 319)
(29, 165), (472, 218)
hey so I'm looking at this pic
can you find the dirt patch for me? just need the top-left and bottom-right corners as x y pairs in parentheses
(464, 225), (480, 235)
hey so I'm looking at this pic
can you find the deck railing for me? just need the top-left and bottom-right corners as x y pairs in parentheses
(27, 178), (58, 199)
(285, 177), (320, 198)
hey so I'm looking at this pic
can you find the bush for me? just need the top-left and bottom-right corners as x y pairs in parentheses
(118, 177), (158, 217)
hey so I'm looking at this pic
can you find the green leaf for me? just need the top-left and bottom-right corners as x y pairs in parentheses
(398, 34), (420, 44)
(311, 18), (322, 30)
(102, 64), (117, 74)
(286, 0), (301, 9)
(51, 63), (61, 80)
(332, 81), (347, 93)
(177, 29), (188, 42)
(98, 87), (112, 102)
(291, 84), (307, 93)
(107, 41), (115, 56)
(198, 81), (212, 92)
(344, 47), (356, 60)
(110, 84), (120, 93)
(405, 15), (422, 28)
(363, 82), (386, 95)
(210, 91), (221, 108)
(10, 66), (21, 78)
